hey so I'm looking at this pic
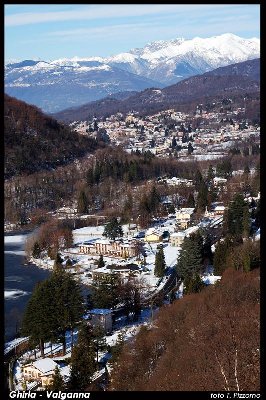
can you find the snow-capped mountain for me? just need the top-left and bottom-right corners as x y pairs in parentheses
(5, 34), (259, 113)
(5, 60), (162, 113)
(114, 33), (260, 84)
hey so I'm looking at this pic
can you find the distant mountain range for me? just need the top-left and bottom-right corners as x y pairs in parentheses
(53, 58), (260, 123)
(5, 33), (259, 113)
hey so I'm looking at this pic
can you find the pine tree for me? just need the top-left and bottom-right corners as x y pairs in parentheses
(176, 235), (203, 280)
(91, 273), (121, 309)
(110, 332), (125, 364)
(149, 185), (160, 214)
(133, 286), (141, 321)
(97, 254), (105, 269)
(50, 269), (85, 354)
(196, 182), (208, 212)
(187, 142), (194, 155)
(186, 193), (195, 208)
(154, 246), (166, 278)
(171, 136), (177, 148)
(21, 281), (59, 357)
(49, 366), (66, 391)
(22, 268), (85, 356)
(224, 193), (249, 238)
(103, 217), (123, 240)
(184, 274), (205, 295)
(77, 190), (88, 214)
(213, 236), (234, 275)
(91, 326), (107, 363)
(242, 204), (251, 238)
(194, 169), (203, 190)
(69, 323), (96, 390)
(207, 164), (215, 181)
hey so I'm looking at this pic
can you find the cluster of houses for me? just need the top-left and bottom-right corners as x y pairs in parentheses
(76, 204), (225, 261)
(71, 106), (259, 160)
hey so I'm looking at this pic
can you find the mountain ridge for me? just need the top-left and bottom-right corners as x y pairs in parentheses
(5, 33), (260, 113)
(53, 58), (260, 123)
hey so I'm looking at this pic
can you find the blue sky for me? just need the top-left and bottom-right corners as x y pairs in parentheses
(5, 4), (260, 61)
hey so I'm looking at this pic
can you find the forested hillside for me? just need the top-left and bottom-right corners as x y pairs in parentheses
(53, 58), (260, 123)
(4, 95), (100, 178)
(110, 268), (260, 391)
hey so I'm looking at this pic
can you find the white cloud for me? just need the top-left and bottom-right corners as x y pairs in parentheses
(5, 4), (247, 27)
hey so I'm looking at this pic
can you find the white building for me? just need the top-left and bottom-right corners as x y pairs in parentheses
(175, 207), (195, 229)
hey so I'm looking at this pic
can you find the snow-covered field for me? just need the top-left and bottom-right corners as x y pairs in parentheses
(28, 220), (180, 291)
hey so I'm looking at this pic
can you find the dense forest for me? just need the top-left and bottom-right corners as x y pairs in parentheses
(4, 95), (101, 178)
(4, 144), (259, 226)
(110, 267), (260, 391)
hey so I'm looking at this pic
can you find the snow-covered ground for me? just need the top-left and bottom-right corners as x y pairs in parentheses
(12, 305), (154, 390)
(201, 274), (221, 285)
(5, 337), (29, 356)
(4, 234), (28, 244)
(29, 220), (180, 292)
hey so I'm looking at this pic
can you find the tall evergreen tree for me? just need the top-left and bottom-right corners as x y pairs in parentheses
(103, 217), (123, 241)
(242, 204), (251, 238)
(69, 323), (96, 390)
(110, 332), (125, 365)
(77, 190), (88, 214)
(50, 269), (85, 353)
(154, 245), (166, 278)
(186, 193), (195, 208)
(184, 273), (205, 295)
(194, 169), (203, 190)
(207, 164), (215, 181)
(48, 366), (66, 391)
(97, 254), (105, 269)
(149, 185), (161, 214)
(22, 268), (85, 357)
(171, 136), (177, 148)
(176, 235), (203, 280)
(187, 142), (194, 155)
(91, 273), (121, 309)
(21, 281), (59, 357)
(224, 193), (249, 238)
(216, 159), (232, 178)
(196, 182), (209, 212)
(91, 326), (107, 364)
(213, 236), (235, 275)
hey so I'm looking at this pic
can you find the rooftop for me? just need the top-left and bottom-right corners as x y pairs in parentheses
(32, 358), (58, 375)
